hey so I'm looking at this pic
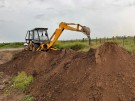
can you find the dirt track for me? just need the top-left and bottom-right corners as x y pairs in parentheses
(1, 42), (135, 101)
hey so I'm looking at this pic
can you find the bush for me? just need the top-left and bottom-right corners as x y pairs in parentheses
(70, 44), (86, 50)
(13, 72), (33, 92)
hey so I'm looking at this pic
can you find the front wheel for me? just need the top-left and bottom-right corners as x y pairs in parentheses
(32, 43), (39, 51)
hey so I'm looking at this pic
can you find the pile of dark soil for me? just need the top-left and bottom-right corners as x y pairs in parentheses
(1, 42), (135, 101)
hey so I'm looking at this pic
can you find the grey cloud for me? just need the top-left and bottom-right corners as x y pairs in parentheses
(26, 0), (32, 5)
(34, 8), (54, 19)
(46, 8), (54, 10)
(0, 0), (7, 8)
(130, 1), (135, 6)
(0, 0), (135, 42)
(0, 19), (7, 22)
(0, 19), (4, 22)
(111, 0), (135, 7)
(27, 0), (55, 4)
(0, 5), (4, 8)
(38, 0), (45, 2)
(35, 14), (45, 19)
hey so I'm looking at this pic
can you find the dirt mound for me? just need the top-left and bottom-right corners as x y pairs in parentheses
(95, 42), (135, 101)
(0, 51), (19, 65)
(1, 42), (135, 101)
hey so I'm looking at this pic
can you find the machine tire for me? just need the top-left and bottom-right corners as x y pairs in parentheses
(32, 43), (39, 51)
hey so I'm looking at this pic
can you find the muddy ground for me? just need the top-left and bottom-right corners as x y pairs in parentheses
(0, 42), (135, 101)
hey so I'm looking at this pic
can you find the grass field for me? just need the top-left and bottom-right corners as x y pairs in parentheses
(0, 36), (135, 53)
(55, 36), (135, 53)
(0, 42), (24, 49)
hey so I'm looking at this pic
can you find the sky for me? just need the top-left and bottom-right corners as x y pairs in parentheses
(0, 0), (135, 42)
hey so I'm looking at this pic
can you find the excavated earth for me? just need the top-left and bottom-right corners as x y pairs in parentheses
(1, 42), (135, 101)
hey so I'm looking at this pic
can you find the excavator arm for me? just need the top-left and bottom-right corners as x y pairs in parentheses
(47, 22), (90, 50)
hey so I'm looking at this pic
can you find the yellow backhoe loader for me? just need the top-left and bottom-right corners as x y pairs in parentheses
(24, 22), (90, 51)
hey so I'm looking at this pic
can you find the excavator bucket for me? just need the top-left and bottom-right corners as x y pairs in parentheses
(81, 26), (90, 36)
(81, 26), (91, 45)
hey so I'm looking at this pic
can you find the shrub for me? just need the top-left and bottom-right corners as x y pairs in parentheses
(70, 44), (86, 50)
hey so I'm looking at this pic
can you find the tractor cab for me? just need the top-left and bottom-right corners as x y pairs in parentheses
(24, 28), (50, 51)
(25, 28), (50, 44)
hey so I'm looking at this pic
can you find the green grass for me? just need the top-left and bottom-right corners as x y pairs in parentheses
(55, 41), (88, 50)
(55, 40), (100, 52)
(24, 95), (34, 101)
(13, 72), (33, 92)
(55, 37), (135, 53)
(0, 42), (24, 49)
(1, 36), (135, 53)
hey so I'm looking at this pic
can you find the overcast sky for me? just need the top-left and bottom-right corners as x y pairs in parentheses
(0, 0), (135, 42)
